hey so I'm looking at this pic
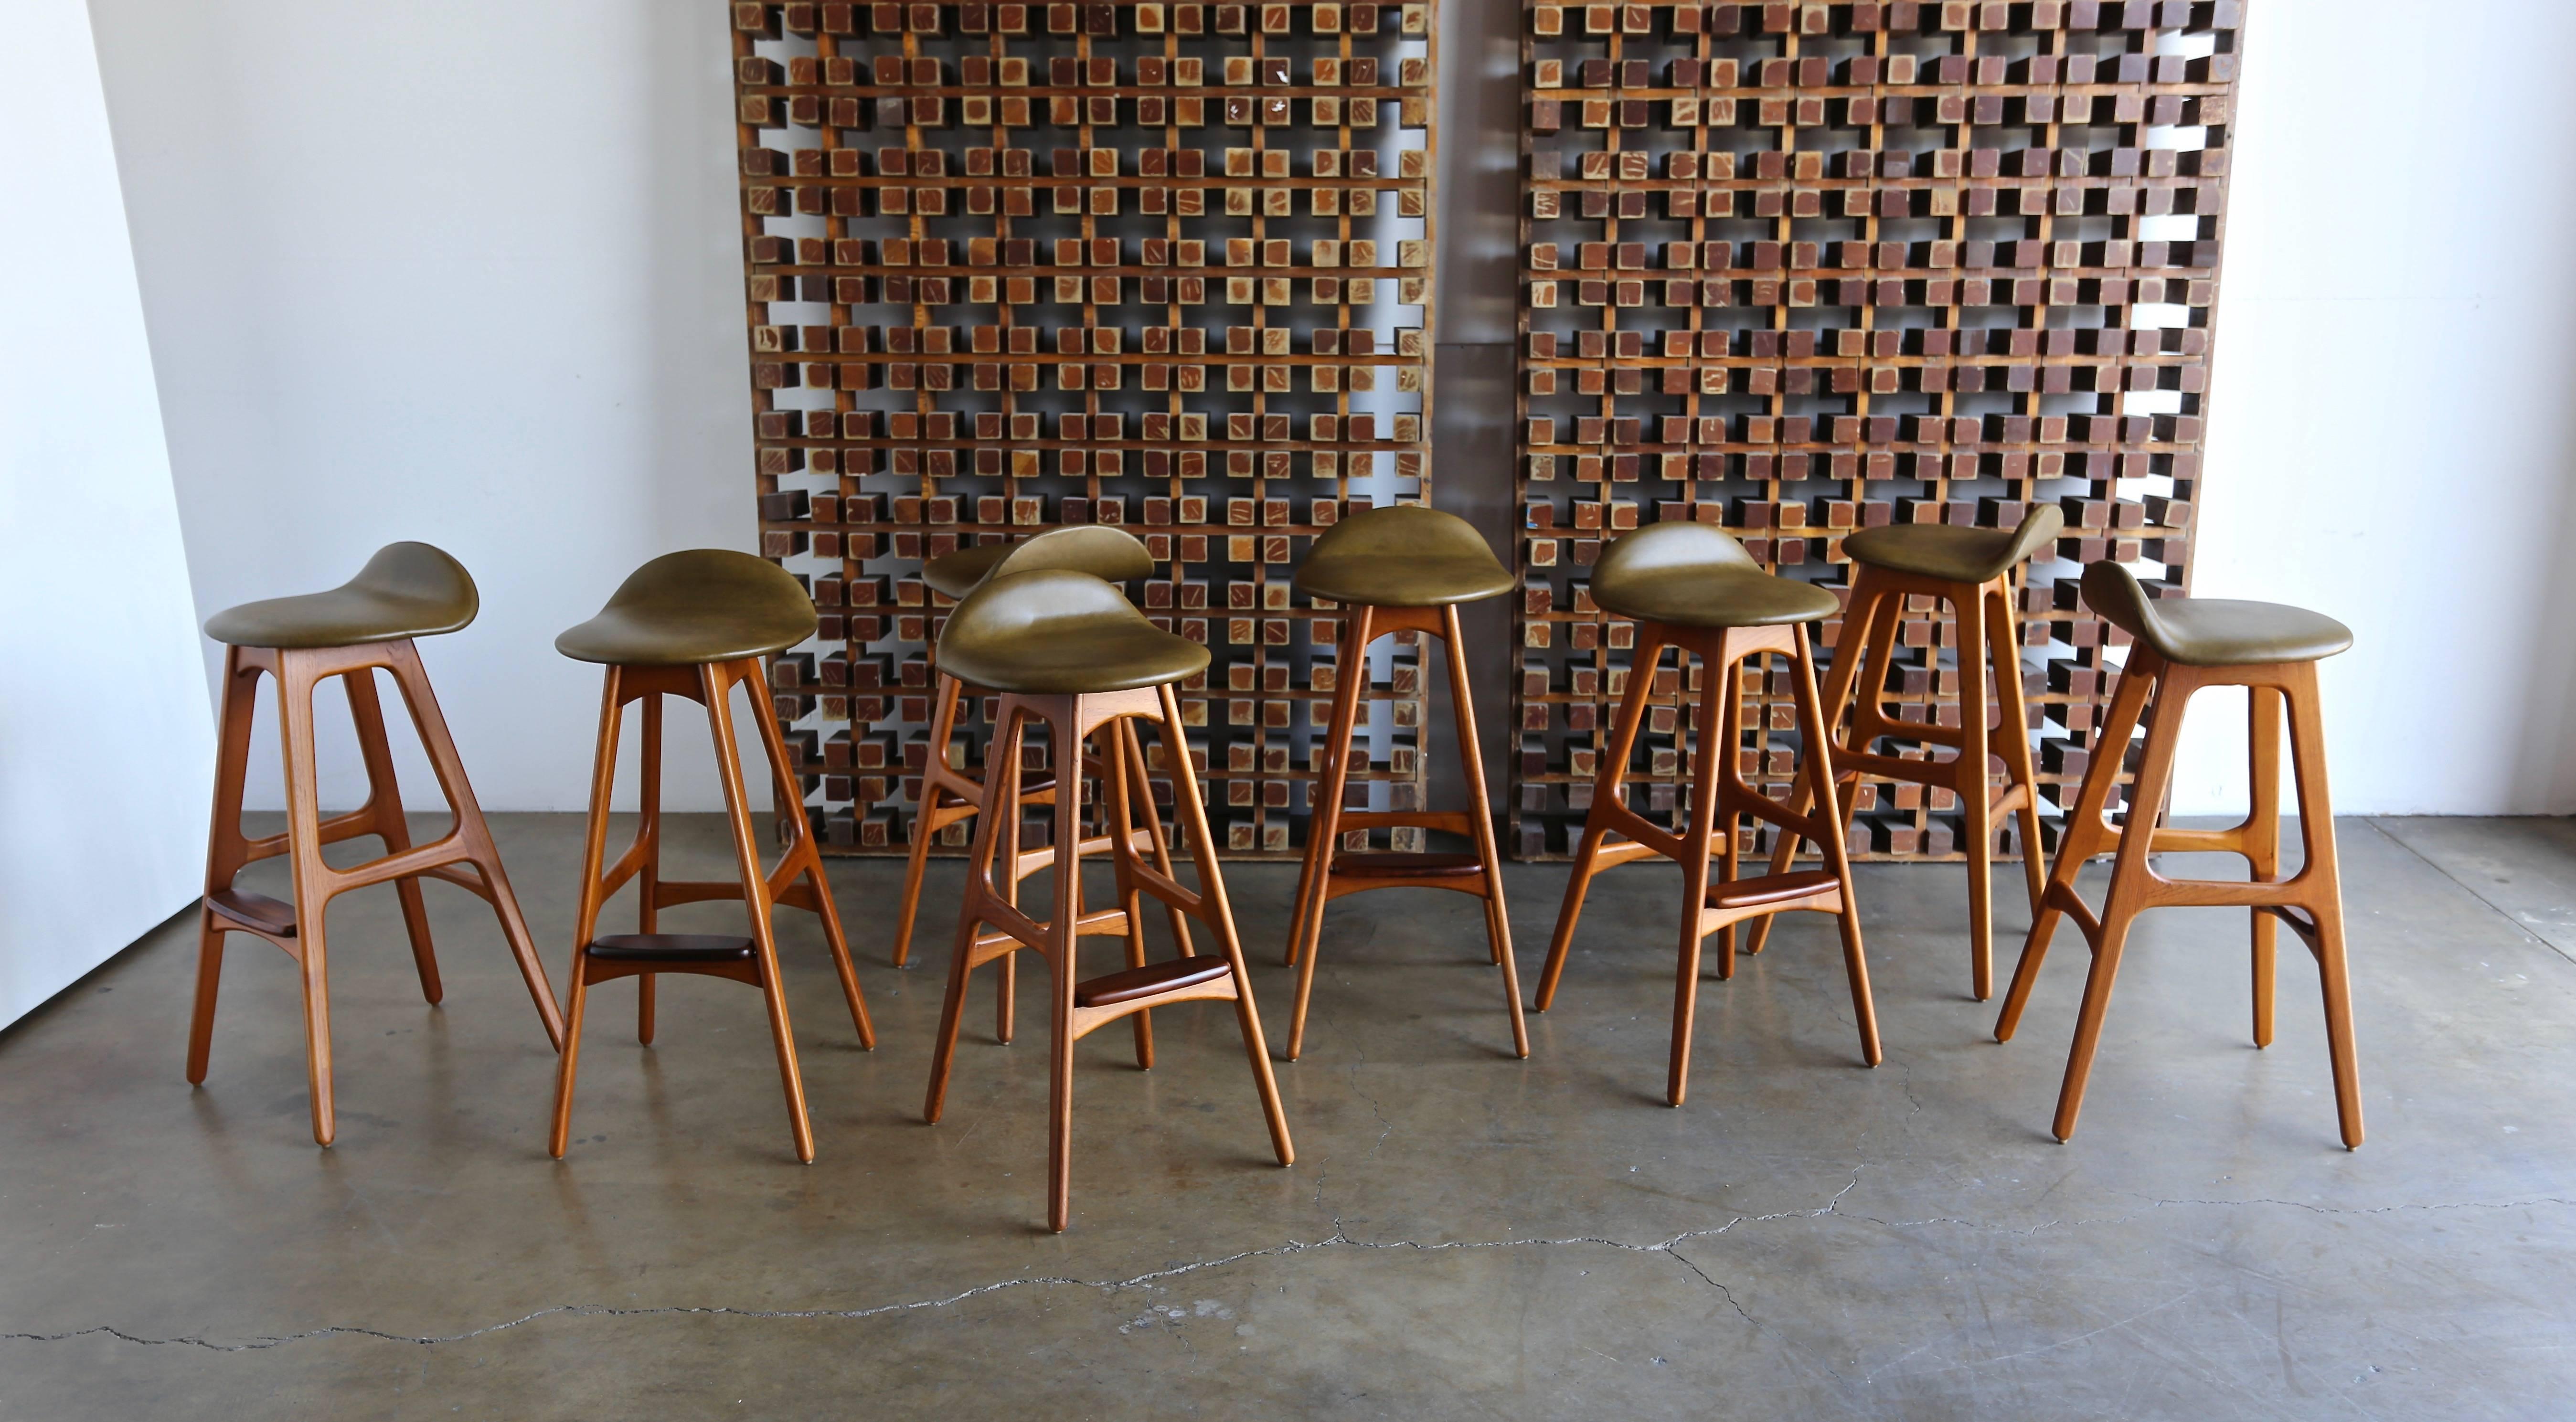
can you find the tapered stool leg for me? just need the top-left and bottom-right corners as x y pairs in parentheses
(1536, 630), (1662, 1010)
(189, 649), (262, 1085)
(705, 662), (814, 1164)
(1443, 605), (1527, 1056)
(1987, 585), (2050, 919)
(2246, 683), (2283, 1049)
(1669, 645), (1723, 1107)
(2284, 667), (2362, 1148)
(894, 674), (965, 969)
(344, 669), (440, 1004)
(1286, 605), (1371, 1058)
(637, 692), (662, 1043)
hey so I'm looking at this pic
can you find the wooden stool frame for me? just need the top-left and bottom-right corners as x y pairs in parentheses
(924, 682), (1293, 1232)
(190, 640), (564, 1146)
(549, 657), (875, 1164)
(892, 668), (1197, 1049)
(1285, 602), (1527, 1061)
(1747, 562), (2047, 1000)
(1993, 649), (2362, 1148)
(1534, 620), (1881, 1106)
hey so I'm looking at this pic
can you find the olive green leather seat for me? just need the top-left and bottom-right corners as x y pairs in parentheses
(1842, 505), (2065, 584)
(203, 542), (479, 648)
(937, 570), (1208, 694)
(921, 526), (1154, 600)
(555, 550), (817, 667)
(1292, 504), (1514, 607)
(1589, 522), (1840, 628)
(2082, 562), (2352, 668)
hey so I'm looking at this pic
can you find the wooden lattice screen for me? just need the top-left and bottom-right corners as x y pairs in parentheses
(730, 0), (1439, 855)
(1511, 0), (2237, 859)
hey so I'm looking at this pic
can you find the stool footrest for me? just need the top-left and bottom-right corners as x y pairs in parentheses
(1075, 954), (1233, 1008)
(1707, 870), (1842, 913)
(588, 934), (756, 965)
(1331, 851), (1484, 880)
(207, 889), (296, 938)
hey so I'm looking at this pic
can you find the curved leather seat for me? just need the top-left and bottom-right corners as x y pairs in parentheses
(922, 526), (1155, 600)
(1590, 522), (1839, 628)
(556, 550), (817, 666)
(937, 570), (1209, 694)
(203, 542), (479, 648)
(1842, 505), (2065, 584)
(2082, 562), (2352, 667)
(1292, 504), (1514, 607)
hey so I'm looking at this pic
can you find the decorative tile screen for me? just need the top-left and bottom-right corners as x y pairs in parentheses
(1511, 0), (2238, 859)
(729, 0), (1438, 855)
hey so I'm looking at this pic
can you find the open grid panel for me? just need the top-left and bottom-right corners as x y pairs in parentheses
(1512, 0), (2238, 860)
(729, 0), (1438, 855)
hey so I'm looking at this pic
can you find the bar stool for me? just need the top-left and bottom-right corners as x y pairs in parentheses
(190, 542), (563, 1146)
(921, 568), (1291, 1231)
(1748, 507), (2063, 999)
(547, 551), (874, 1164)
(1283, 504), (1527, 1061)
(1533, 523), (1880, 1106)
(894, 529), (1192, 1035)
(1994, 562), (2362, 1148)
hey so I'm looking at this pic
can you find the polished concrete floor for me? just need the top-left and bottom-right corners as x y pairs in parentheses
(4, 814), (2575, 1419)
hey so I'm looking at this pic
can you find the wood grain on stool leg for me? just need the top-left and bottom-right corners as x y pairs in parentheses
(2285, 664), (2363, 1148)
(1713, 655), (1742, 981)
(275, 651), (339, 1146)
(189, 648), (262, 1085)
(1668, 638), (1722, 1107)
(1160, 683), (1294, 1168)
(706, 660), (814, 1164)
(1105, 719), (1155, 1070)
(1286, 604), (1371, 1058)
(926, 700), (1024, 1125)
(1791, 625), (1880, 1066)
(2246, 682), (2282, 1050)
(1445, 605), (1527, 1057)
(1988, 584), (2049, 919)
(1536, 626), (1662, 1010)
(1954, 584), (1996, 1001)
(552, 668), (625, 1155)
(1122, 717), (1195, 957)
(1043, 699), (1086, 1232)
(2051, 666), (2191, 1143)
(1747, 576), (1892, 957)
(1996, 657), (2153, 1044)
(894, 674), (964, 969)
(344, 668), (439, 1004)
(747, 655), (873, 1048)
(637, 690), (661, 1044)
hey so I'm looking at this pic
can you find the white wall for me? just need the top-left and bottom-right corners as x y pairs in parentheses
(0, 0), (217, 1028)
(88, 0), (765, 813)
(84, 0), (2576, 819)
(2174, 0), (2576, 815)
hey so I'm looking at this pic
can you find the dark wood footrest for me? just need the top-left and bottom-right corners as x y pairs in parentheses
(1331, 851), (1484, 879)
(589, 934), (756, 964)
(1075, 955), (1232, 1008)
(1707, 870), (1842, 912)
(207, 889), (296, 937)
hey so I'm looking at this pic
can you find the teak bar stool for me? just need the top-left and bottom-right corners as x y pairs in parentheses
(1747, 507), (2064, 1000)
(1284, 504), (1527, 1061)
(921, 569), (1291, 1232)
(191, 543), (563, 1146)
(894, 528), (1194, 1032)
(1995, 563), (2362, 1148)
(1533, 523), (1881, 1106)
(548, 551), (874, 1164)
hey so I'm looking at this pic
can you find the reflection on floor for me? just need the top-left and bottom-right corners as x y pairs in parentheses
(4, 813), (2573, 1419)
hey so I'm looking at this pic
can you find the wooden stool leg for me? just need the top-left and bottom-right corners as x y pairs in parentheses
(2246, 683), (2283, 1050)
(1535, 628), (1663, 1009)
(2285, 665), (2363, 1149)
(927, 701), (1026, 1125)
(274, 651), (339, 1146)
(1043, 699), (1086, 1232)
(2051, 667), (2192, 1143)
(1159, 684), (1294, 1168)
(1748, 576), (1891, 956)
(894, 674), (965, 968)
(636, 691), (661, 1044)
(189, 649), (262, 1085)
(1995, 658), (2154, 1043)
(746, 658), (873, 1048)
(343, 668), (439, 1005)
(1444, 605), (1527, 1058)
(1104, 718), (1155, 1070)
(1954, 584), (1997, 1001)
(552, 669), (623, 1156)
(1712, 657), (1743, 981)
(706, 661), (813, 1164)
(382, 641), (564, 1048)
(996, 773), (1020, 1047)
(1986, 584), (2049, 919)
(1288, 605), (1371, 1058)
(1791, 626), (1880, 1067)
(1668, 640), (1724, 1107)
(1121, 718), (1195, 956)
